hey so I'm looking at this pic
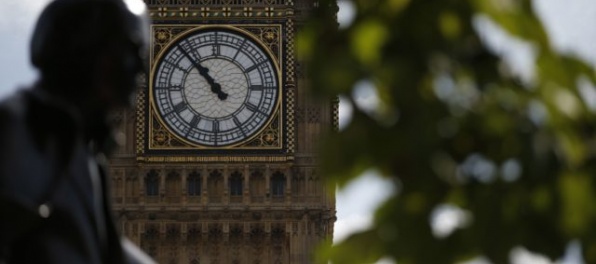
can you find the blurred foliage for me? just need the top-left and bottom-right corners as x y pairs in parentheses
(298, 0), (596, 263)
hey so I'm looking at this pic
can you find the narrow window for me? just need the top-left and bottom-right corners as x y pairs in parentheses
(145, 170), (159, 196)
(271, 172), (285, 196)
(187, 171), (201, 196)
(229, 171), (243, 196)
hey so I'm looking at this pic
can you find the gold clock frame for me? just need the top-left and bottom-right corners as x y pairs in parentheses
(148, 25), (283, 150)
(138, 23), (291, 159)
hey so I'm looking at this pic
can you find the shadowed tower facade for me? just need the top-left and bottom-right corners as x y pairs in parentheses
(108, 0), (336, 263)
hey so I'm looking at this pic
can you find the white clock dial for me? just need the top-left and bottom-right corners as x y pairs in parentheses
(184, 58), (248, 118)
(153, 28), (279, 147)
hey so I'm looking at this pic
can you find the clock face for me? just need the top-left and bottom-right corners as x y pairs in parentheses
(152, 27), (279, 147)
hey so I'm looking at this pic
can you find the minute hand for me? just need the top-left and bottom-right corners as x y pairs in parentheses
(177, 45), (228, 100)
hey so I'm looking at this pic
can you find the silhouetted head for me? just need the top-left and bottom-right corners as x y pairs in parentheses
(31, 0), (149, 110)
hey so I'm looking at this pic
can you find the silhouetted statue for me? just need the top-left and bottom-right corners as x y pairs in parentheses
(0, 0), (154, 263)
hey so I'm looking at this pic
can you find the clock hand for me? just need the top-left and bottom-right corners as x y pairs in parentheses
(195, 63), (228, 100)
(177, 45), (228, 100)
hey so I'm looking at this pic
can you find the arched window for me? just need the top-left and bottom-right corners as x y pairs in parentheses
(271, 172), (285, 196)
(187, 171), (201, 196)
(145, 170), (159, 196)
(229, 171), (243, 196)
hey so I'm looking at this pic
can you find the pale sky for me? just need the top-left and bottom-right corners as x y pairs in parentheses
(0, 0), (48, 96)
(1, 0), (595, 263)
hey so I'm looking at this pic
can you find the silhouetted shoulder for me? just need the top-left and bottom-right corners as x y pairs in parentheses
(0, 90), (57, 209)
(0, 91), (25, 128)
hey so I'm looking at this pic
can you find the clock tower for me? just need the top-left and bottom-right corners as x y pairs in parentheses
(109, 0), (336, 263)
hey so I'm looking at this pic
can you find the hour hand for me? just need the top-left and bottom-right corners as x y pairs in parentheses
(211, 83), (228, 100)
(177, 45), (228, 100)
(194, 61), (229, 100)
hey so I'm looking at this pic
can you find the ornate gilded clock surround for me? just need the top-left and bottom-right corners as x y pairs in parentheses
(149, 24), (283, 149)
(136, 1), (297, 162)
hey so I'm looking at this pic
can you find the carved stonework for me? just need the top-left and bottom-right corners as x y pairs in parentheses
(110, 1), (334, 263)
(144, 0), (295, 19)
(135, 89), (147, 155)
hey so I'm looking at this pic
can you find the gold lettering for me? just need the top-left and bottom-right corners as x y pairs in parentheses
(142, 156), (289, 163)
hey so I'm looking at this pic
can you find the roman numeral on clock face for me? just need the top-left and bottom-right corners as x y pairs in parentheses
(189, 115), (200, 128)
(245, 102), (268, 116)
(250, 85), (264, 91)
(244, 60), (267, 73)
(174, 102), (188, 113)
(232, 38), (247, 61)
(213, 120), (219, 133)
(212, 45), (220, 57)
(233, 117), (247, 137)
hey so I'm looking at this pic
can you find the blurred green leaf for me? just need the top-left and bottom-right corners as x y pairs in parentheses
(303, 0), (596, 263)
(439, 11), (462, 40)
(350, 19), (388, 65)
(559, 172), (595, 236)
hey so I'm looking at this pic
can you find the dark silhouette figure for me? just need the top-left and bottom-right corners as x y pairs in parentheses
(0, 0), (154, 263)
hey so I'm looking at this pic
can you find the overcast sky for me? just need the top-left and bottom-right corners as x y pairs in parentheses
(0, 0), (48, 96)
(1, 0), (596, 263)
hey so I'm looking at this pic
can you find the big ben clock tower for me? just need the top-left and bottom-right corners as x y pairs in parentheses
(109, 0), (336, 263)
